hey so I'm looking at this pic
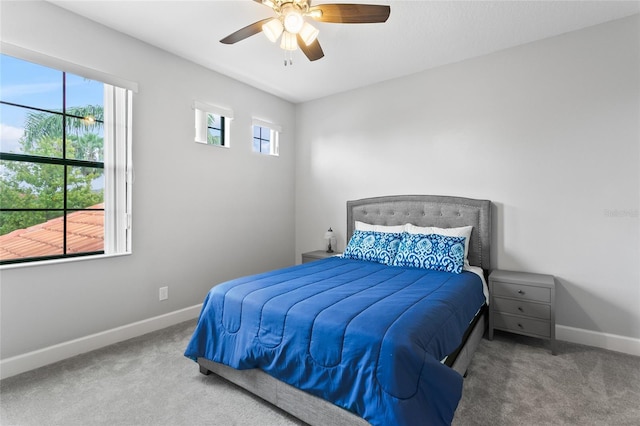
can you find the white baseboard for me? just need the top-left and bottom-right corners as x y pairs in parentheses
(0, 304), (202, 380)
(556, 325), (640, 357)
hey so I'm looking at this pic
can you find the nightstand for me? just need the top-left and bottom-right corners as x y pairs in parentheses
(301, 250), (341, 263)
(489, 269), (556, 355)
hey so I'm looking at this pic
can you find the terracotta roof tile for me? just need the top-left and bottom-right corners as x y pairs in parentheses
(0, 204), (104, 261)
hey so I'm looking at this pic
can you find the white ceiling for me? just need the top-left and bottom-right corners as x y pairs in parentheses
(49, 0), (640, 104)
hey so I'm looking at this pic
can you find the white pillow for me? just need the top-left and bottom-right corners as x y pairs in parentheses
(355, 221), (406, 234)
(405, 224), (473, 266)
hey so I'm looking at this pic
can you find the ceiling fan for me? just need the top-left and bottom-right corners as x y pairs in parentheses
(220, 0), (391, 64)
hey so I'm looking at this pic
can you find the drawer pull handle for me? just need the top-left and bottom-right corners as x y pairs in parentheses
(517, 307), (524, 312)
(517, 323), (524, 329)
(517, 290), (525, 295)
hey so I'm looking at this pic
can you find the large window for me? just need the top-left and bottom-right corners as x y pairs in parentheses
(0, 53), (132, 265)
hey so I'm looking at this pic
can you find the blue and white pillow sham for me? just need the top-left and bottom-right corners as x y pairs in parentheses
(342, 230), (403, 265)
(392, 233), (466, 274)
(405, 224), (473, 267)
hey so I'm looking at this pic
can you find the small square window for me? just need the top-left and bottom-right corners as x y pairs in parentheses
(252, 124), (279, 156)
(194, 102), (233, 148)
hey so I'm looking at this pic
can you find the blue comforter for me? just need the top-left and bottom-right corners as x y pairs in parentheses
(185, 257), (486, 425)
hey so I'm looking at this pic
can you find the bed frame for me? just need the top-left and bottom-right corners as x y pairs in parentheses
(197, 195), (492, 426)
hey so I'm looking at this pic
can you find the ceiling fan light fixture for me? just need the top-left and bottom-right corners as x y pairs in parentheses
(262, 18), (284, 42)
(280, 31), (298, 51)
(299, 21), (319, 46)
(283, 6), (304, 34)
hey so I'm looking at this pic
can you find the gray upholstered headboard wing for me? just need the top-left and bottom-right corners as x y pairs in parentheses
(346, 195), (492, 270)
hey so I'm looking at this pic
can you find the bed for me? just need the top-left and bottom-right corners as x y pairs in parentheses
(185, 195), (492, 425)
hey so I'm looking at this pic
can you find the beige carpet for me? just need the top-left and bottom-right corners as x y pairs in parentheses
(453, 331), (640, 425)
(1, 320), (638, 425)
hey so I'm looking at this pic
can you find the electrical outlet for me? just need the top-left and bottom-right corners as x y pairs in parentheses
(159, 286), (169, 301)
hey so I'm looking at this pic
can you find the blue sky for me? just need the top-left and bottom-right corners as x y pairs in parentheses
(0, 54), (104, 154)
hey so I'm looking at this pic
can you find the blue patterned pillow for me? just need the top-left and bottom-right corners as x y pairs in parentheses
(392, 233), (466, 274)
(342, 230), (403, 265)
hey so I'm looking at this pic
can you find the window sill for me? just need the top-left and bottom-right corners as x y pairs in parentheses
(195, 140), (229, 149)
(0, 252), (132, 271)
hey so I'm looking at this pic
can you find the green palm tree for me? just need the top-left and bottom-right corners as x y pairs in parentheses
(21, 105), (104, 156)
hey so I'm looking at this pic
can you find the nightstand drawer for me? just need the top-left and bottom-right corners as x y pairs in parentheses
(301, 250), (342, 263)
(492, 281), (551, 303)
(492, 313), (551, 338)
(492, 297), (551, 320)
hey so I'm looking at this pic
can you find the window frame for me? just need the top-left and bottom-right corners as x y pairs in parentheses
(194, 101), (233, 148)
(0, 45), (135, 266)
(251, 118), (281, 156)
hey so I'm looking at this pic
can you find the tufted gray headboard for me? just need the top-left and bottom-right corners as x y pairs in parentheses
(347, 195), (492, 271)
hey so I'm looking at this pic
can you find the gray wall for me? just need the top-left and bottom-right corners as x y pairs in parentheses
(0, 1), (296, 359)
(1, 2), (638, 362)
(295, 15), (640, 340)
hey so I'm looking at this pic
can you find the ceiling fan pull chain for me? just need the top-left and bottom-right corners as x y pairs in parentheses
(283, 50), (293, 66)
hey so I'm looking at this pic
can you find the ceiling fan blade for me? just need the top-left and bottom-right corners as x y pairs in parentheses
(220, 18), (272, 44)
(297, 35), (325, 61)
(309, 4), (390, 24)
